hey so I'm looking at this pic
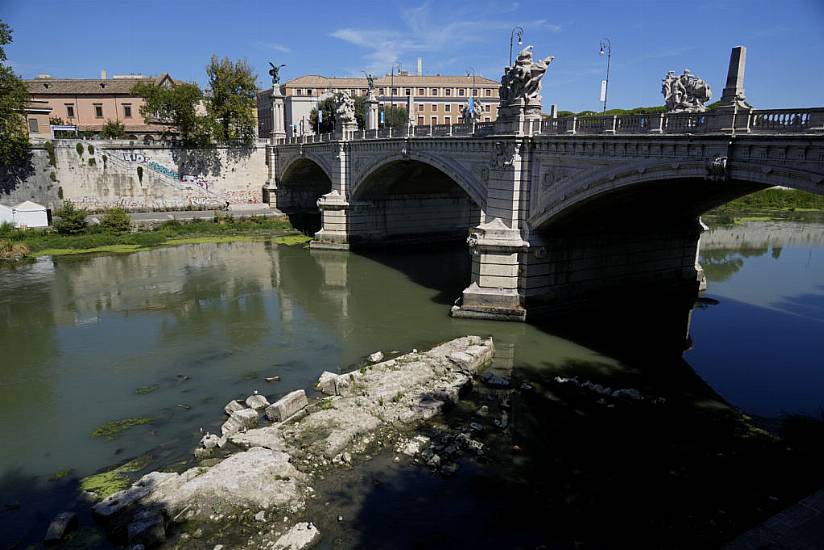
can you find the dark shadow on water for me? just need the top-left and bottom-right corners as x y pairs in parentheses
(0, 469), (112, 550)
(285, 210), (322, 235)
(773, 291), (824, 323)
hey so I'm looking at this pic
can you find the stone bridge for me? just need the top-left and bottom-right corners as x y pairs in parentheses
(264, 53), (824, 321)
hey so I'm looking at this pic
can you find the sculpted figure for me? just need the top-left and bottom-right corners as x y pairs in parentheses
(335, 91), (356, 124)
(500, 46), (555, 107)
(268, 62), (285, 85)
(662, 68), (712, 112)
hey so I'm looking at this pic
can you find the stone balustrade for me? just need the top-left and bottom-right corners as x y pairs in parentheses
(274, 107), (824, 145)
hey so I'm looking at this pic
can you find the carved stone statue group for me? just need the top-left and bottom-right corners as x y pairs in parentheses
(334, 91), (356, 125)
(662, 69), (712, 113)
(500, 46), (555, 108)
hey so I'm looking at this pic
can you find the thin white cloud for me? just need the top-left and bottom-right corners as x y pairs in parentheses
(254, 42), (291, 54)
(331, 2), (560, 74)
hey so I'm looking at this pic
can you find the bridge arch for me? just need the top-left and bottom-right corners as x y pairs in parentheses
(351, 150), (486, 209)
(277, 156), (334, 233)
(528, 160), (823, 230)
(346, 152), (484, 244)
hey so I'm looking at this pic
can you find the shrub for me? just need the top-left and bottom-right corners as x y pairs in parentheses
(76, 143), (84, 156)
(0, 240), (30, 261)
(44, 141), (56, 166)
(99, 207), (131, 233)
(54, 200), (88, 235)
(137, 166), (143, 182)
(102, 154), (107, 168)
(101, 120), (127, 139)
(88, 158), (96, 166)
(49, 171), (57, 182)
(57, 187), (63, 199)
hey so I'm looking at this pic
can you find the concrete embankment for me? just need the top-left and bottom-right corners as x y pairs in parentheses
(87, 336), (494, 548)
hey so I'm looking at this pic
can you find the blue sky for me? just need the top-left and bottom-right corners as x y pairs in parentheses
(3, 0), (824, 111)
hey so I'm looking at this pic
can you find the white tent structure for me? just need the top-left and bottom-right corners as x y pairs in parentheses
(0, 203), (13, 226)
(13, 201), (49, 228)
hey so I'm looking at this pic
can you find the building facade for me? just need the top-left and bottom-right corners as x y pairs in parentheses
(259, 73), (500, 138)
(24, 73), (177, 140)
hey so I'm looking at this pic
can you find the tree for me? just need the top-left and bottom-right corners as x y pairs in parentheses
(54, 200), (88, 235)
(131, 80), (208, 146)
(205, 55), (257, 145)
(99, 207), (131, 233)
(383, 105), (408, 128)
(0, 21), (30, 166)
(309, 93), (367, 134)
(100, 119), (127, 139)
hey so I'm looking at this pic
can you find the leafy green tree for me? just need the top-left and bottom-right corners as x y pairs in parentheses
(205, 55), (257, 144)
(54, 200), (88, 235)
(309, 96), (336, 133)
(0, 21), (30, 166)
(383, 105), (408, 128)
(100, 120), (127, 139)
(99, 207), (131, 233)
(131, 80), (208, 146)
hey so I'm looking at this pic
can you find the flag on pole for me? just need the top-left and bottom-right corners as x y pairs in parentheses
(599, 80), (607, 102)
(468, 97), (475, 114)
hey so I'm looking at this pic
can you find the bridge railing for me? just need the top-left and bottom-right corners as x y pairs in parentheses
(746, 109), (823, 133)
(474, 122), (496, 137)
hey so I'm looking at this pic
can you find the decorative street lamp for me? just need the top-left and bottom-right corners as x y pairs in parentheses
(599, 38), (612, 113)
(509, 26), (524, 67)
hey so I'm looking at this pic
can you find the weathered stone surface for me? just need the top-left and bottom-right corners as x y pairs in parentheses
(315, 372), (338, 395)
(44, 511), (77, 544)
(201, 434), (220, 449)
(245, 393), (270, 411)
(94, 472), (179, 519)
(368, 351), (384, 363)
(224, 400), (245, 416)
(265, 390), (308, 422)
(273, 522), (321, 550)
(221, 408), (259, 436)
(127, 510), (165, 547)
(229, 425), (288, 451)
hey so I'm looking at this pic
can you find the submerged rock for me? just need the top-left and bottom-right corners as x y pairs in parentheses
(246, 394), (271, 411)
(479, 371), (510, 388)
(368, 351), (384, 363)
(44, 511), (77, 544)
(127, 509), (165, 547)
(273, 522), (320, 550)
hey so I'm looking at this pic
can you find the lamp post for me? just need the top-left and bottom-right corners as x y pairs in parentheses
(599, 38), (612, 113)
(509, 26), (524, 67)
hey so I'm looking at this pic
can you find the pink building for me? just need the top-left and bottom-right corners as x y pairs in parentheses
(25, 72), (177, 140)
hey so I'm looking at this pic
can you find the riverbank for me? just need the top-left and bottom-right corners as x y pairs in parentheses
(0, 215), (308, 261)
(705, 188), (824, 225)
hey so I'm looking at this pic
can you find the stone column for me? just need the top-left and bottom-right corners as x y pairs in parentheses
(263, 145), (278, 208)
(712, 46), (752, 133)
(451, 218), (529, 321)
(365, 94), (379, 131)
(312, 190), (351, 250)
(270, 86), (286, 142)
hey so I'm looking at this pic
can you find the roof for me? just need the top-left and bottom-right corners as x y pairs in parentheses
(13, 201), (47, 211)
(25, 74), (175, 95)
(283, 74), (499, 89)
(0, 203), (12, 211)
(23, 100), (52, 114)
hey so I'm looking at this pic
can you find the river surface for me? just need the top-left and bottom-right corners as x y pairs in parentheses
(1, 220), (822, 547)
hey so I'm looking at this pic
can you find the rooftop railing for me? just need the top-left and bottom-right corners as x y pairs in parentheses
(272, 107), (824, 145)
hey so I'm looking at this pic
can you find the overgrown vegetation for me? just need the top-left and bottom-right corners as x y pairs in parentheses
(137, 165), (143, 182)
(131, 81), (207, 146)
(44, 140), (56, 166)
(1, 215), (297, 260)
(0, 239), (29, 261)
(87, 144), (94, 155)
(75, 143), (84, 157)
(206, 55), (258, 144)
(708, 188), (824, 214)
(79, 456), (153, 499)
(309, 93), (367, 133)
(91, 417), (156, 440)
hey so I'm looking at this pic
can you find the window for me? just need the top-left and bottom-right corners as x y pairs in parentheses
(431, 116), (437, 125)
(418, 88), (425, 95)
(307, 89), (313, 95)
(485, 89), (491, 97)
(28, 118), (39, 133)
(431, 88), (438, 96)
(123, 104), (132, 118)
(94, 104), (103, 118)
(484, 117), (491, 122)
(432, 104), (438, 111)
(444, 104), (451, 112)
(445, 116), (451, 125)
(65, 104), (75, 118)
(472, 88), (477, 96)
(458, 88), (465, 96)
(361, 89), (367, 95)
(391, 88), (397, 95)
(418, 116), (424, 125)
(405, 88), (410, 96)
(445, 88), (452, 96)
(418, 104), (424, 112)
(484, 104), (490, 112)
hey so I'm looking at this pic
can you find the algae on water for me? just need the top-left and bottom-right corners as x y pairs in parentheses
(272, 235), (312, 246)
(135, 384), (159, 395)
(79, 456), (152, 500)
(91, 417), (156, 440)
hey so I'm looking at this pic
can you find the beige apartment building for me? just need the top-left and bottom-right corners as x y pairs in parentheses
(259, 72), (500, 137)
(24, 73), (177, 140)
